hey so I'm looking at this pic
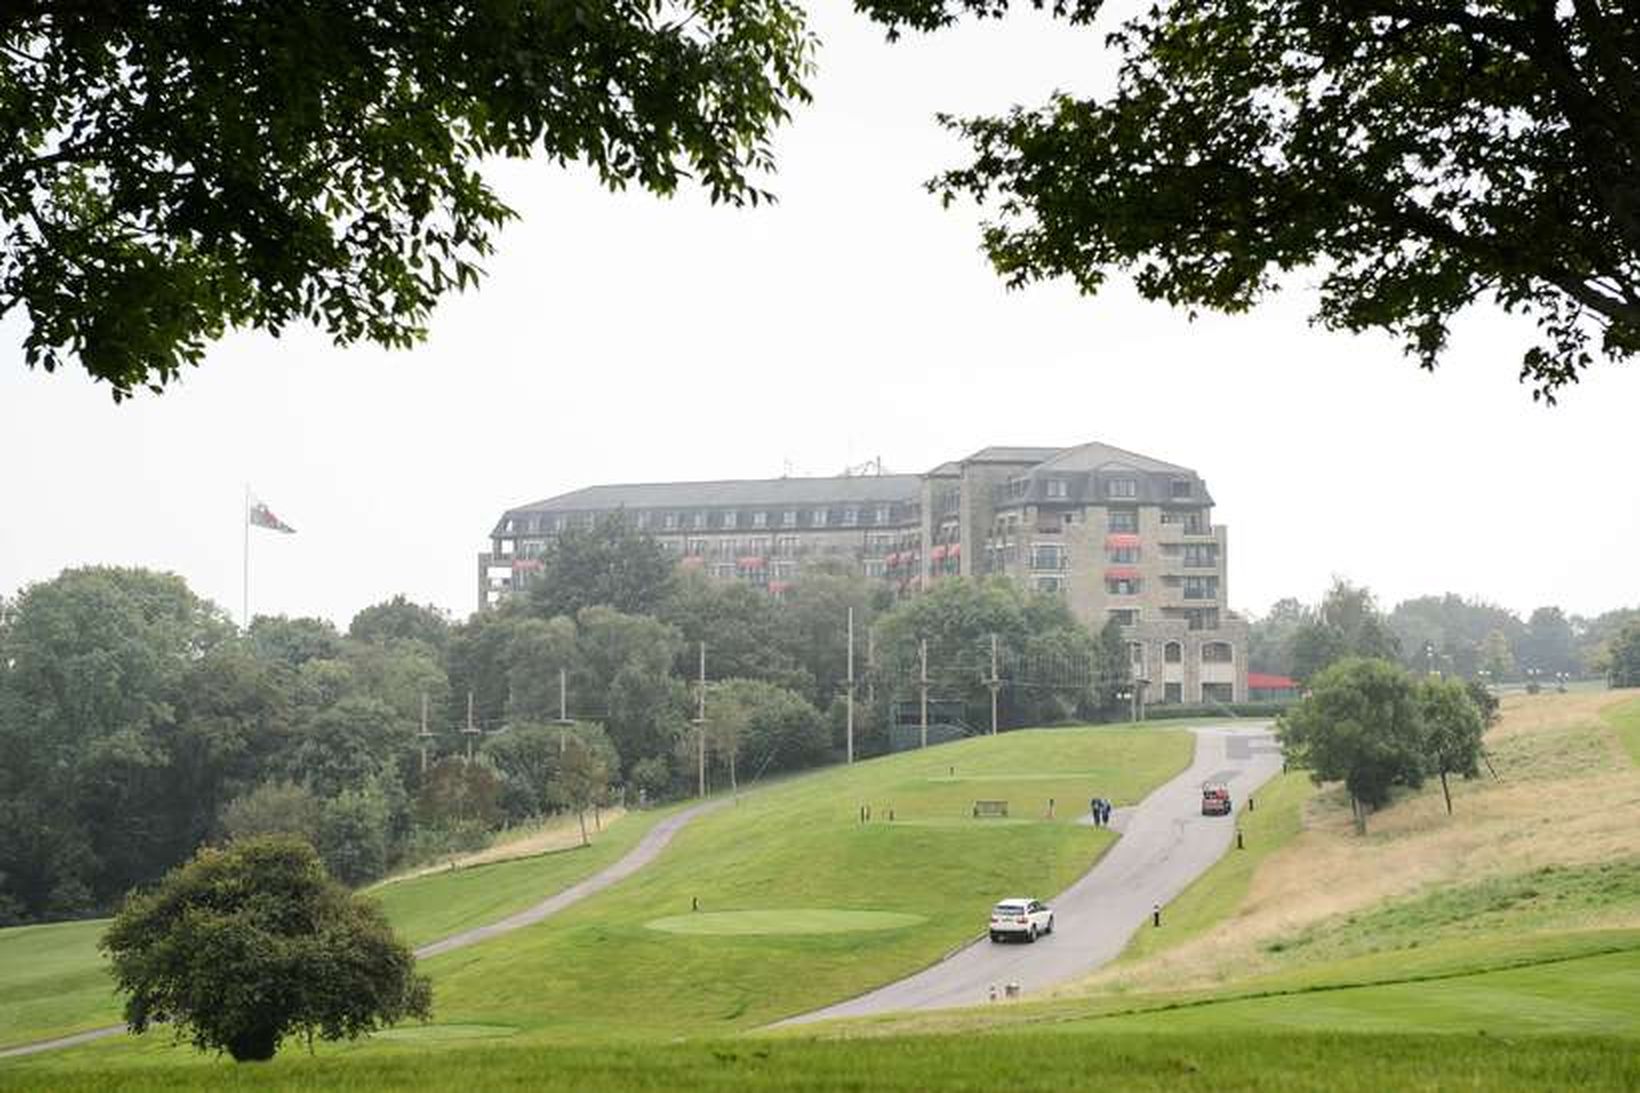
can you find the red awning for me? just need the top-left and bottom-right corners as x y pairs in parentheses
(887, 552), (900, 565)
(738, 556), (765, 569)
(768, 580), (791, 594)
(930, 545), (947, 561)
(1105, 566), (1141, 580)
(948, 543), (961, 557)
(1105, 534), (1141, 548)
(679, 556), (704, 569)
(1248, 673), (1296, 690)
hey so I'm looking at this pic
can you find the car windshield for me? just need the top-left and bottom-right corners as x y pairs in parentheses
(993, 903), (1026, 914)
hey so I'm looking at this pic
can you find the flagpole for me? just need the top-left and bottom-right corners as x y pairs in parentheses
(242, 483), (250, 630)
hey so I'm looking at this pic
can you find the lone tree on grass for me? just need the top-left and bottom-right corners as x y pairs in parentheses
(1609, 621), (1640, 688)
(1278, 658), (1425, 835)
(549, 736), (612, 847)
(100, 837), (430, 1062)
(1417, 676), (1487, 816)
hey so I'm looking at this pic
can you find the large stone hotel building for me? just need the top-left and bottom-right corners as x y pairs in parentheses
(480, 441), (1248, 703)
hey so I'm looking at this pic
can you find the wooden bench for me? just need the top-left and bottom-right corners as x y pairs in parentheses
(972, 800), (1009, 818)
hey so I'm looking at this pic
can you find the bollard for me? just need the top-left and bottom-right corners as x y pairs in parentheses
(988, 985), (998, 1003)
(1048, 797), (1055, 819)
(889, 808), (895, 821)
(1153, 903), (1161, 928)
(1237, 830), (1244, 850)
(692, 896), (699, 912)
(1005, 982), (1020, 999)
(1248, 796), (1255, 812)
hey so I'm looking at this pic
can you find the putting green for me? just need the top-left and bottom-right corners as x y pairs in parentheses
(646, 909), (926, 936)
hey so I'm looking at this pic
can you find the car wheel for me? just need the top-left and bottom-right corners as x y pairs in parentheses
(1046, 916), (1054, 935)
(1027, 925), (1037, 943)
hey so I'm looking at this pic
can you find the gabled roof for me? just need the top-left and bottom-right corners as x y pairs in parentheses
(1034, 441), (1193, 475)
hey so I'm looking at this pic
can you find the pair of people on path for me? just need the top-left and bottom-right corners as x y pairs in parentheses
(1089, 797), (1113, 827)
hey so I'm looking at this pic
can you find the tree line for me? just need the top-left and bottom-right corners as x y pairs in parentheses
(0, 519), (1131, 925)
(1248, 580), (1640, 687)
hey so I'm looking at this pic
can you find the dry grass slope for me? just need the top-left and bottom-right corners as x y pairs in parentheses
(1074, 689), (1640, 995)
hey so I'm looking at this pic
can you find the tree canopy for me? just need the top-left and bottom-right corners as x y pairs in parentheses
(857, 0), (1639, 399)
(2, 3), (814, 397)
(100, 836), (430, 1061)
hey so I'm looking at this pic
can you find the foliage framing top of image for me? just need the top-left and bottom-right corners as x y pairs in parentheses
(858, 0), (1640, 401)
(1, 1), (815, 398)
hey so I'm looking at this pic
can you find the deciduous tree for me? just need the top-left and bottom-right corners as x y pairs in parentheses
(1417, 676), (1486, 815)
(3, 3), (815, 397)
(857, 0), (1640, 398)
(100, 836), (430, 1061)
(1278, 657), (1425, 834)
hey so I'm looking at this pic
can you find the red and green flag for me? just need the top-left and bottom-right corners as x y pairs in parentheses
(248, 497), (296, 534)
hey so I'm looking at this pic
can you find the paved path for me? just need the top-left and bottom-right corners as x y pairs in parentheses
(779, 724), (1283, 1025)
(0, 797), (728, 1060)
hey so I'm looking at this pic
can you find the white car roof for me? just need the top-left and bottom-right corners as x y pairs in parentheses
(996, 897), (1035, 904)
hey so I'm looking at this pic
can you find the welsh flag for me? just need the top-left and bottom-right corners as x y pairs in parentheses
(248, 497), (296, 534)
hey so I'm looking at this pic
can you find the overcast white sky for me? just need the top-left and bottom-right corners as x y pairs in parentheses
(2, 5), (1636, 630)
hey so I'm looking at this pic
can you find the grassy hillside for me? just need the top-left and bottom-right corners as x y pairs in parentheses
(1, 725), (1190, 1065)
(0, 807), (669, 1049)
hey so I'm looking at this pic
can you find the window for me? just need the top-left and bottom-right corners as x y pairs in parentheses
(1171, 478), (1193, 499)
(712, 563), (736, 579)
(1183, 543), (1218, 567)
(842, 507), (859, 526)
(812, 508), (828, 527)
(1164, 641), (1182, 664)
(776, 535), (800, 557)
(1106, 577), (1141, 595)
(1129, 642), (1145, 666)
(663, 512), (680, 531)
(876, 505), (892, 525)
(1107, 546), (1139, 564)
(863, 559), (886, 578)
(1030, 544), (1064, 571)
(1186, 608), (1220, 631)
(1035, 576), (1063, 593)
(691, 511), (707, 530)
(1108, 478), (1138, 499)
(772, 560), (797, 579)
(748, 536), (770, 554)
(686, 538), (708, 557)
(1108, 508), (1138, 533)
(752, 511), (768, 528)
(1202, 642), (1233, 664)
(1046, 478), (1068, 499)
(782, 510), (798, 527)
(1183, 576), (1219, 600)
(1202, 683), (1234, 704)
(1109, 609), (1139, 626)
(723, 512), (738, 530)
(1163, 682), (1182, 703)
(635, 512), (650, 530)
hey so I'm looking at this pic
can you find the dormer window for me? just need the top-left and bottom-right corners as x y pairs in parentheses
(1171, 478), (1193, 499)
(1046, 479), (1068, 499)
(1108, 477), (1138, 499)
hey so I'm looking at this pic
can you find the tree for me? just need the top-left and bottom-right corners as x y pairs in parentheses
(1289, 580), (1399, 683)
(220, 781), (321, 845)
(1417, 676), (1486, 816)
(4, 4), (815, 398)
(246, 616), (345, 669)
(659, 573), (812, 698)
(315, 782), (392, 886)
(1278, 658), (1425, 834)
(1520, 606), (1578, 678)
(416, 757), (502, 831)
(100, 836), (430, 1061)
(1387, 594), (1524, 679)
(858, 1), (1639, 399)
(1464, 678), (1501, 730)
(1248, 598), (1310, 678)
(1478, 628), (1518, 683)
(349, 596), (451, 653)
(1610, 621), (1640, 688)
(548, 737), (611, 847)
(529, 514), (676, 621)
(711, 679), (828, 786)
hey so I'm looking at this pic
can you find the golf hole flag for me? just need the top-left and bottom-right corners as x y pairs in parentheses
(248, 495), (296, 534)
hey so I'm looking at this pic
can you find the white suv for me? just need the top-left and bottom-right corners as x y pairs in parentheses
(989, 898), (1054, 942)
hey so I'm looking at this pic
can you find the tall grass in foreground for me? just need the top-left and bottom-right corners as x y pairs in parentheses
(3, 1029), (1635, 1091)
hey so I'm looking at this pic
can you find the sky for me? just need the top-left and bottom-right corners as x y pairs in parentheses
(2, 5), (1636, 631)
